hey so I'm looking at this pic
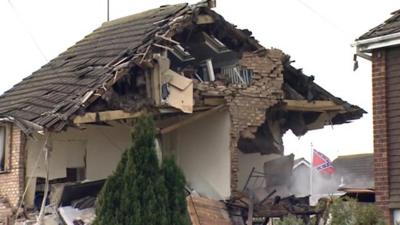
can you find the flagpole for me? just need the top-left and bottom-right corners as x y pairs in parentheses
(309, 142), (313, 199)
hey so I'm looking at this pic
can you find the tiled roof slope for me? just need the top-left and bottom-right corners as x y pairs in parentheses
(358, 10), (400, 40)
(0, 4), (187, 130)
(333, 153), (373, 188)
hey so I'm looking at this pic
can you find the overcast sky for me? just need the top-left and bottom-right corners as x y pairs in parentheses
(1, 0), (399, 161)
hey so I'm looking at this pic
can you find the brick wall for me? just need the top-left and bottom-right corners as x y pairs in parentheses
(0, 124), (26, 209)
(372, 49), (391, 224)
(227, 49), (284, 192)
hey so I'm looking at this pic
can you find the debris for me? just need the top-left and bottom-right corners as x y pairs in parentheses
(187, 195), (232, 225)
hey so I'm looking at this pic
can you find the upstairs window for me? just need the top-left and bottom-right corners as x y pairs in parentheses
(0, 125), (10, 172)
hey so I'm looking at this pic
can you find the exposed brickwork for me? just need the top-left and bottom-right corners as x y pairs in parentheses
(227, 50), (284, 192)
(371, 49), (391, 224)
(0, 124), (26, 213)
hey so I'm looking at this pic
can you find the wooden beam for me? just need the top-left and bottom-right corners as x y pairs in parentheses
(159, 105), (226, 135)
(73, 110), (146, 124)
(158, 106), (212, 114)
(283, 100), (345, 112)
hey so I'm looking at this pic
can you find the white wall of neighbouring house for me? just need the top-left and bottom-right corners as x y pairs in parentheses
(237, 152), (281, 191)
(163, 110), (231, 200)
(25, 123), (131, 207)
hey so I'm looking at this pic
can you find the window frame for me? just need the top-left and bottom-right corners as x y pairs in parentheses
(0, 123), (12, 173)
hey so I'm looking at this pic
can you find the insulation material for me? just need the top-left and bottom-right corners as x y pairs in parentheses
(165, 69), (193, 113)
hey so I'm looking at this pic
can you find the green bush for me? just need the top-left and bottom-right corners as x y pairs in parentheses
(275, 198), (385, 225)
(275, 214), (306, 225)
(329, 198), (385, 225)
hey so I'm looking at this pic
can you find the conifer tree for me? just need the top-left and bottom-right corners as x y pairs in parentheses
(162, 158), (191, 225)
(93, 117), (168, 225)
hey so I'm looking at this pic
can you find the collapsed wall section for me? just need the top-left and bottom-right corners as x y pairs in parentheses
(226, 49), (284, 192)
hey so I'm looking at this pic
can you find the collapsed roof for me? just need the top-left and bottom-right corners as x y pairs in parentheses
(0, 2), (365, 133)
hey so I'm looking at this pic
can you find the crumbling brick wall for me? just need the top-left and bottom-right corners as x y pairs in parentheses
(227, 49), (284, 192)
(371, 49), (391, 224)
(0, 124), (26, 209)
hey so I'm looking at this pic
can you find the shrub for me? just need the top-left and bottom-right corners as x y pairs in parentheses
(162, 157), (191, 225)
(328, 197), (385, 225)
(275, 214), (306, 225)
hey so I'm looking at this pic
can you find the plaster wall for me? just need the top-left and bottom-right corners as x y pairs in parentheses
(163, 110), (231, 200)
(25, 123), (131, 207)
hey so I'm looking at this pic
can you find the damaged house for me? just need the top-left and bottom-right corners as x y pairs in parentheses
(0, 1), (364, 224)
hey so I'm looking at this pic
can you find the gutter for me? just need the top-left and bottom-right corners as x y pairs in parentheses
(352, 31), (400, 53)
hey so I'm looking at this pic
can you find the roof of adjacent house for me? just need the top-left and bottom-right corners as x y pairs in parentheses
(0, 4), (189, 131)
(333, 153), (373, 176)
(333, 153), (373, 188)
(358, 10), (400, 40)
(293, 157), (310, 169)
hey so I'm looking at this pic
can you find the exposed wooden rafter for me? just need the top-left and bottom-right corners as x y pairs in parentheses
(283, 100), (345, 112)
(159, 104), (226, 134)
(73, 110), (146, 124)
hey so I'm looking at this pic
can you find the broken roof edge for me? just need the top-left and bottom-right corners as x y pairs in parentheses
(282, 61), (366, 124)
(0, 116), (43, 136)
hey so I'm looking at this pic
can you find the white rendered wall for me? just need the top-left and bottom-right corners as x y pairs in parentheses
(25, 123), (131, 207)
(164, 110), (231, 200)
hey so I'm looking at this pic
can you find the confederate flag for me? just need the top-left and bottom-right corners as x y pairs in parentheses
(312, 149), (335, 174)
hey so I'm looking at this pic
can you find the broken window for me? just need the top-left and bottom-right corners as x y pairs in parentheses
(221, 65), (253, 85)
(0, 125), (9, 172)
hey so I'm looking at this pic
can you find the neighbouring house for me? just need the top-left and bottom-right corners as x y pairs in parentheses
(0, 1), (365, 224)
(290, 158), (311, 197)
(333, 153), (374, 191)
(289, 154), (374, 204)
(354, 10), (400, 224)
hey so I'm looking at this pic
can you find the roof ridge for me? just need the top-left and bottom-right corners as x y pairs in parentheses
(101, 3), (187, 28)
(335, 153), (373, 160)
